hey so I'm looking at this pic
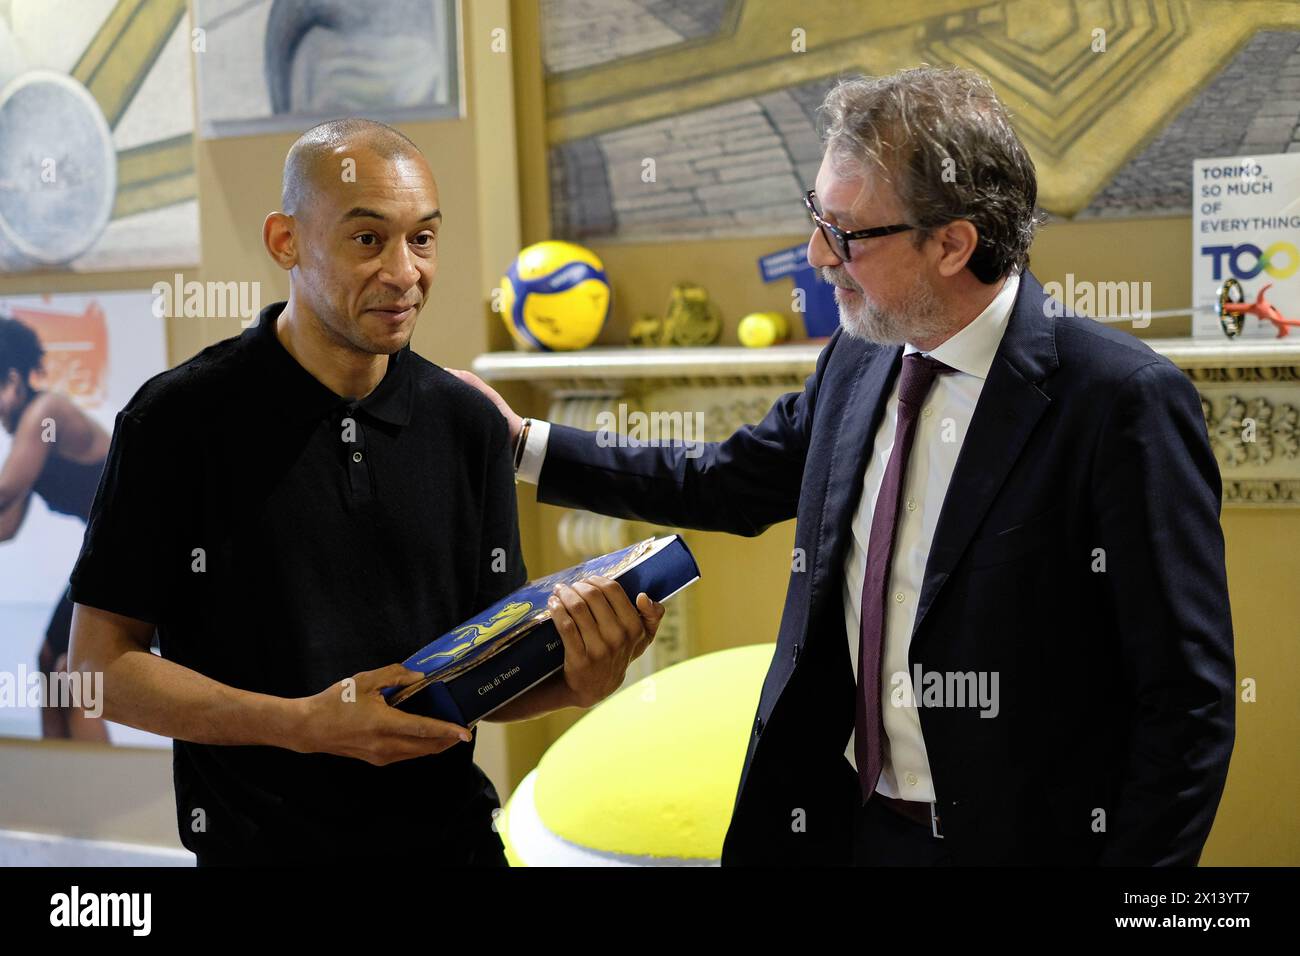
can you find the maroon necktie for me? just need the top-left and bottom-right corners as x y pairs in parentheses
(856, 352), (955, 804)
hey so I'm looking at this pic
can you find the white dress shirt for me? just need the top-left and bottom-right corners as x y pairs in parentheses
(841, 272), (1018, 800)
(515, 272), (1020, 804)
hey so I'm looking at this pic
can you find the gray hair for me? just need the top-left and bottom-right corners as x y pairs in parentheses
(819, 66), (1040, 283)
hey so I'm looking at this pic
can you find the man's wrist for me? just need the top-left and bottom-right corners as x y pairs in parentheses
(541, 670), (584, 711)
(514, 419), (550, 485)
(271, 694), (313, 753)
(558, 674), (587, 709)
(484, 670), (581, 722)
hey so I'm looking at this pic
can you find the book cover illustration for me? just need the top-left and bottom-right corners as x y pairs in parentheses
(384, 535), (698, 718)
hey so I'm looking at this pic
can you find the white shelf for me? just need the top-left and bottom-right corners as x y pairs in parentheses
(470, 337), (1300, 383)
(1135, 337), (1300, 368)
(470, 343), (826, 382)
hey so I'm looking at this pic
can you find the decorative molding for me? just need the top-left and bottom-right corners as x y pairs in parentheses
(1186, 366), (1300, 384)
(1200, 394), (1300, 468)
(1221, 480), (1300, 506)
(1138, 337), (1300, 371)
(472, 343), (820, 387)
(476, 337), (1300, 510)
(475, 339), (1300, 384)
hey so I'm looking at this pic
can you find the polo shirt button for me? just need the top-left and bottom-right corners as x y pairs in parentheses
(754, 715), (763, 736)
(906, 772), (918, 787)
(352, 451), (363, 463)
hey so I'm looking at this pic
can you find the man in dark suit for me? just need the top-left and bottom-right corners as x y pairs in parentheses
(454, 66), (1235, 866)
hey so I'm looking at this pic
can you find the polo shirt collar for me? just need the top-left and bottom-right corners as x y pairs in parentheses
(244, 301), (413, 426)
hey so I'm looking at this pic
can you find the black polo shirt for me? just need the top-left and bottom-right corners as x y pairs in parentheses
(69, 301), (527, 863)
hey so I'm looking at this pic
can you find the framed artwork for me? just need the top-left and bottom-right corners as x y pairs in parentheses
(0, 290), (169, 747)
(195, 0), (462, 139)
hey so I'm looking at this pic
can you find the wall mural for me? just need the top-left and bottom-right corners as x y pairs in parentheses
(195, 0), (461, 139)
(540, 0), (1300, 241)
(0, 0), (198, 273)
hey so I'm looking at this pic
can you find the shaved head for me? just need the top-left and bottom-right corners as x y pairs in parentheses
(281, 118), (422, 216)
(263, 116), (440, 363)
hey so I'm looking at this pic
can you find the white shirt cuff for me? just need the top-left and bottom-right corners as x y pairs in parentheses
(515, 419), (551, 485)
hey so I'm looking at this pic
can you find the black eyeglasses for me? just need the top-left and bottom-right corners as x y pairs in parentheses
(803, 190), (913, 262)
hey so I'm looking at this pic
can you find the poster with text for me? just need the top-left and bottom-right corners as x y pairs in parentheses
(1193, 153), (1300, 339)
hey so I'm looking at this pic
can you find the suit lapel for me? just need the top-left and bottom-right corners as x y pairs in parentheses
(807, 340), (901, 629)
(909, 270), (1059, 645)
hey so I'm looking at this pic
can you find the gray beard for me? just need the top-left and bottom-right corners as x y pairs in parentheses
(822, 266), (950, 346)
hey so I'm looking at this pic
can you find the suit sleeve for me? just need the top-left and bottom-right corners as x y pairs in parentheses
(535, 330), (841, 537)
(1091, 359), (1235, 865)
(475, 412), (528, 609)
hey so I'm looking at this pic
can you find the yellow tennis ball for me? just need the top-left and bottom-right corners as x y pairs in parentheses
(738, 312), (790, 348)
(500, 645), (775, 865)
(499, 241), (611, 351)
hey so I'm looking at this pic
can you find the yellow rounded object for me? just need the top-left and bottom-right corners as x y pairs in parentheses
(497, 794), (523, 867)
(737, 311), (790, 348)
(499, 240), (610, 351)
(503, 644), (774, 864)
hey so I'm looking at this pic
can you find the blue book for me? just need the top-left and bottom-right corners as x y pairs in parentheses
(384, 535), (700, 725)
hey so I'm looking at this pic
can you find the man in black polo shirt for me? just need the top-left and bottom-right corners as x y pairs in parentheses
(67, 118), (664, 865)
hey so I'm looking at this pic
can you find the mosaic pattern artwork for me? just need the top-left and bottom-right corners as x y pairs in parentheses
(540, 0), (1300, 240)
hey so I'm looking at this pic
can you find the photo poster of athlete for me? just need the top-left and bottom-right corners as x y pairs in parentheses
(0, 290), (168, 746)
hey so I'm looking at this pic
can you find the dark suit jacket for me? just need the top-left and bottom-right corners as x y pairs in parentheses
(536, 270), (1235, 866)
